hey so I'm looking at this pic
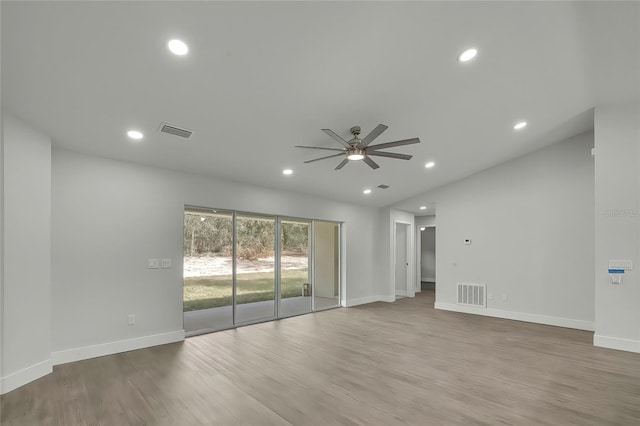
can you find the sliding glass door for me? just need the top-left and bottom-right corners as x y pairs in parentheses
(280, 218), (312, 317)
(183, 208), (340, 335)
(235, 214), (276, 324)
(183, 208), (234, 334)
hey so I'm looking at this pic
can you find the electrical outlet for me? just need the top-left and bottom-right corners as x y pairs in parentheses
(148, 259), (160, 269)
(128, 314), (135, 325)
(501, 293), (508, 302)
(161, 258), (172, 269)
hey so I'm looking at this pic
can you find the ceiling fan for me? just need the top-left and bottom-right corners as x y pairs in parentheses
(296, 124), (420, 170)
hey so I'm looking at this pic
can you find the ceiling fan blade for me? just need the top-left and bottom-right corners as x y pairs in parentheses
(295, 145), (344, 151)
(304, 153), (345, 164)
(334, 158), (349, 170)
(363, 156), (380, 169)
(360, 124), (388, 147)
(367, 151), (412, 160)
(368, 137), (420, 150)
(322, 129), (352, 149)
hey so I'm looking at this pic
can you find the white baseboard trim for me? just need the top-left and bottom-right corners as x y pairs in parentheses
(0, 358), (52, 395)
(51, 330), (185, 366)
(434, 302), (594, 331)
(345, 295), (395, 307)
(594, 334), (640, 353)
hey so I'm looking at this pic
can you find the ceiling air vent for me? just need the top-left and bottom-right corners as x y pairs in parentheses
(377, 184), (390, 189)
(159, 123), (193, 139)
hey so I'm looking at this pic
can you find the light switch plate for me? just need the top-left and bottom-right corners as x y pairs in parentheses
(148, 258), (160, 269)
(609, 260), (633, 270)
(162, 258), (172, 269)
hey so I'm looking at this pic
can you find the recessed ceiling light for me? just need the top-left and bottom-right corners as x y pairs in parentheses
(513, 121), (528, 130)
(419, 206), (427, 210)
(458, 48), (478, 62)
(168, 39), (189, 56)
(425, 161), (435, 168)
(363, 189), (372, 195)
(127, 130), (144, 140)
(282, 169), (293, 175)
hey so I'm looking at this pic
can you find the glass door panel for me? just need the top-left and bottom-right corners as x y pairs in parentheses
(183, 208), (234, 334)
(235, 214), (276, 323)
(313, 221), (340, 310)
(280, 218), (311, 317)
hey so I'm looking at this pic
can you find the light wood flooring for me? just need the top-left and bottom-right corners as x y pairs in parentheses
(2, 290), (639, 425)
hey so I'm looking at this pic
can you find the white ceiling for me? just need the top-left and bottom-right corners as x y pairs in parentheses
(2, 1), (638, 210)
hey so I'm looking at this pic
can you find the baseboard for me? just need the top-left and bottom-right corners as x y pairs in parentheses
(0, 359), (52, 395)
(51, 330), (185, 366)
(434, 302), (594, 331)
(346, 295), (395, 307)
(594, 334), (640, 353)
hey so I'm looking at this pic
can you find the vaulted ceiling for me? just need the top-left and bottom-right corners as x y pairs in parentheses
(2, 1), (638, 210)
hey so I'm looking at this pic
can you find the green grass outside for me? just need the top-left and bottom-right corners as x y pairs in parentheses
(183, 269), (309, 311)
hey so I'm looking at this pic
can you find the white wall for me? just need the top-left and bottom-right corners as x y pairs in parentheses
(371, 208), (393, 303)
(413, 132), (595, 330)
(421, 227), (436, 281)
(1, 115), (52, 393)
(51, 148), (378, 362)
(593, 103), (640, 352)
(415, 216), (436, 228)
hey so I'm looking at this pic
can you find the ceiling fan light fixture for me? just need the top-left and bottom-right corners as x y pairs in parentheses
(347, 149), (365, 161)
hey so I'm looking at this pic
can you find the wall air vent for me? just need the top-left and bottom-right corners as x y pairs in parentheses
(457, 283), (486, 308)
(377, 184), (390, 189)
(159, 123), (193, 139)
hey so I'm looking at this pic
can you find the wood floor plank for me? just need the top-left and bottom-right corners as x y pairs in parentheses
(2, 290), (639, 425)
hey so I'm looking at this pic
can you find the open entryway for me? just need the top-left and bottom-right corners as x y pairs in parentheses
(416, 212), (436, 293)
(420, 226), (436, 291)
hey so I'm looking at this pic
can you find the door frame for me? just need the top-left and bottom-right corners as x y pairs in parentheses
(392, 220), (414, 298)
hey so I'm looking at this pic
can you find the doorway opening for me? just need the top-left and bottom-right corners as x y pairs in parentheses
(419, 225), (436, 292)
